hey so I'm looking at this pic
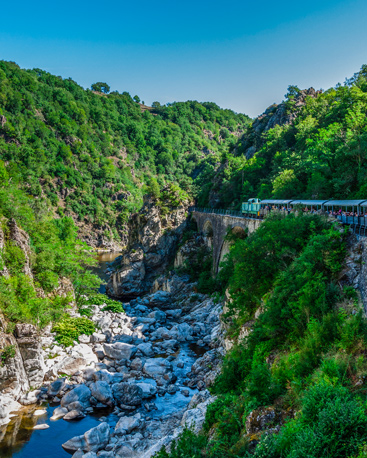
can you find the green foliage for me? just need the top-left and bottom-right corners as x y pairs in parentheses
(91, 82), (110, 93)
(81, 293), (124, 313)
(154, 428), (207, 458)
(251, 383), (367, 458)
(0, 60), (249, 239)
(204, 394), (247, 454)
(0, 344), (16, 366)
(102, 302), (124, 313)
(0, 273), (70, 327)
(0, 170), (100, 326)
(162, 214), (367, 458)
(3, 241), (26, 275)
(197, 65), (367, 209)
(147, 176), (161, 200)
(221, 213), (333, 321)
(52, 316), (96, 347)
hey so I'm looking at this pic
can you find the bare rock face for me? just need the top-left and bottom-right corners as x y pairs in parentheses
(108, 258), (146, 298)
(107, 193), (189, 299)
(49, 276), (75, 300)
(0, 329), (30, 398)
(76, 219), (128, 252)
(245, 406), (291, 436)
(8, 218), (33, 279)
(173, 235), (207, 270)
(14, 323), (46, 388)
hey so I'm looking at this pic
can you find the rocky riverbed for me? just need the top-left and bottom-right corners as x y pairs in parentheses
(0, 268), (224, 457)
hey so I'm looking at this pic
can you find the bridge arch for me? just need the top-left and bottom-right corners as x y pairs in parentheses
(190, 210), (261, 274)
(202, 220), (214, 237)
(202, 220), (214, 249)
(217, 225), (247, 272)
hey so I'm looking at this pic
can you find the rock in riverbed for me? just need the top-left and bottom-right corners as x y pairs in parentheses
(62, 422), (110, 453)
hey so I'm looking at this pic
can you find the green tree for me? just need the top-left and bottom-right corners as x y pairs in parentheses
(91, 82), (110, 93)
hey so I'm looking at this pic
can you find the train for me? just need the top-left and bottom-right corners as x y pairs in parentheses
(241, 198), (367, 216)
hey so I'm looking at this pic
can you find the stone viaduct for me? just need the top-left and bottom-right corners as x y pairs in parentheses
(190, 209), (262, 273)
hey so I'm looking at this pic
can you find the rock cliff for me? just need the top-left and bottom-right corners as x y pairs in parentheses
(0, 218), (72, 426)
(107, 194), (189, 299)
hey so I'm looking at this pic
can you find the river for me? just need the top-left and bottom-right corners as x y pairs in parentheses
(0, 253), (211, 457)
(0, 254), (122, 458)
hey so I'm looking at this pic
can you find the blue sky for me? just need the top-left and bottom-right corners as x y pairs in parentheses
(1, 0), (367, 117)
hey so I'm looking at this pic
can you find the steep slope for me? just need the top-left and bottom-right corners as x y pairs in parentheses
(196, 66), (367, 209)
(0, 61), (250, 248)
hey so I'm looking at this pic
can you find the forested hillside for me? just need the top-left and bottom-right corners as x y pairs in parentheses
(2, 60), (367, 235)
(2, 59), (367, 458)
(198, 65), (367, 209)
(0, 60), (249, 247)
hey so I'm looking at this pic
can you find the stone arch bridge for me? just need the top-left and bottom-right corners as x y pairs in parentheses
(190, 208), (262, 273)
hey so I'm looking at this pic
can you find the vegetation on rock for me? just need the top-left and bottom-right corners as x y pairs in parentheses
(159, 214), (367, 457)
(0, 158), (100, 327)
(197, 65), (367, 209)
(52, 316), (96, 347)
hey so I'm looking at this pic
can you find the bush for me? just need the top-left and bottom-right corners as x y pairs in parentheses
(0, 274), (70, 327)
(81, 293), (124, 313)
(251, 383), (367, 458)
(154, 428), (207, 458)
(0, 344), (16, 366)
(102, 302), (124, 313)
(3, 241), (26, 275)
(52, 316), (96, 347)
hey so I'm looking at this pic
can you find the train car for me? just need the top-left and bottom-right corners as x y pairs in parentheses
(241, 198), (261, 215)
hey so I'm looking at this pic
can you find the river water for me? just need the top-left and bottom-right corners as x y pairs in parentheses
(0, 253), (204, 457)
(0, 253), (122, 458)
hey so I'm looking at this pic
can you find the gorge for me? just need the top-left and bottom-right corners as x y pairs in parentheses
(0, 197), (225, 458)
(2, 61), (367, 457)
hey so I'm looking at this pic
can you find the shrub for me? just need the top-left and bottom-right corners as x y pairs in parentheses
(52, 316), (95, 347)
(81, 293), (124, 313)
(251, 383), (367, 458)
(3, 241), (26, 275)
(154, 428), (207, 458)
(0, 344), (16, 366)
(102, 302), (124, 313)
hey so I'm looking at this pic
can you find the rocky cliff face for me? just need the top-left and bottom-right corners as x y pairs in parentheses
(0, 315), (30, 398)
(14, 324), (46, 388)
(0, 226), (9, 277)
(76, 219), (128, 252)
(7, 218), (33, 278)
(0, 219), (62, 425)
(0, 317), (47, 426)
(107, 195), (189, 299)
